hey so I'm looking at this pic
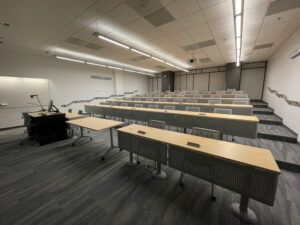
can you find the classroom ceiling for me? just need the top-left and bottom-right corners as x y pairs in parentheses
(0, 0), (299, 73)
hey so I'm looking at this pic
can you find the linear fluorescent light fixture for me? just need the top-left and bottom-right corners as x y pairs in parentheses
(235, 15), (242, 37)
(108, 66), (123, 70)
(234, 0), (242, 15)
(236, 37), (241, 50)
(151, 56), (165, 63)
(56, 55), (154, 76)
(86, 62), (107, 67)
(56, 56), (85, 63)
(92, 32), (188, 73)
(131, 48), (150, 57)
(96, 34), (129, 49)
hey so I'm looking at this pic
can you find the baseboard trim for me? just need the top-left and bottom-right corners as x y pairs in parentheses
(0, 125), (25, 131)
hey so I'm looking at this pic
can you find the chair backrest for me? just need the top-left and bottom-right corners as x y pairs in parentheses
(68, 109), (72, 113)
(213, 108), (232, 114)
(148, 104), (158, 109)
(134, 103), (143, 108)
(163, 105), (175, 110)
(227, 88), (236, 91)
(121, 103), (128, 107)
(233, 100), (249, 105)
(185, 94), (193, 97)
(202, 94), (211, 98)
(186, 99), (197, 103)
(78, 110), (83, 115)
(211, 95), (221, 98)
(208, 100), (221, 104)
(185, 106), (200, 112)
(173, 99), (183, 103)
(149, 120), (166, 129)
(236, 95), (248, 98)
(160, 98), (168, 102)
(192, 127), (221, 140)
(146, 99), (153, 101)
(111, 102), (117, 106)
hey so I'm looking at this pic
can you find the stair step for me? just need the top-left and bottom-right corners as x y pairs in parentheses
(251, 102), (268, 108)
(234, 136), (300, 172)
(257, 124), (297, 143)
(255, 114), (282, 125)
(253, 107), (274, 114)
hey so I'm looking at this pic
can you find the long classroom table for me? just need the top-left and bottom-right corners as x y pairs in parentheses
(85, 104), (259, 138)
(124, 97), (250, 104)
(117, 124), (280, 223)
(140, 94), (248, 98)
(107, 100), (253, 115)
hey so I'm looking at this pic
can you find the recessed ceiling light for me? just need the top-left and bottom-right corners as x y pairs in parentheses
(234, 0), (242, 15)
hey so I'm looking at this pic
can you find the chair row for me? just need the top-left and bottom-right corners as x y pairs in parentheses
(114, 103), (233, 114)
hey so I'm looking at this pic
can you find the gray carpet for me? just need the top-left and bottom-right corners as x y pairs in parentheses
(0, 128), (299, 225)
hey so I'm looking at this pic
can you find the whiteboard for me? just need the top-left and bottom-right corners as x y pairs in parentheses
(0, 76), (50, 128)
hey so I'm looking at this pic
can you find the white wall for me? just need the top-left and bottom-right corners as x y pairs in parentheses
(0, 48), (148, 128)
(263, 28), (300, 141)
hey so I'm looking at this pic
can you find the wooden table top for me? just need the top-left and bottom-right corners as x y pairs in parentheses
(66, 117), (124, 131)
(109, 100), (253, 108)
(87, 104), (259, 123)
(64, 112), (85, 120)
(118, 124), (280, 174)
(135, 97), (250, 100)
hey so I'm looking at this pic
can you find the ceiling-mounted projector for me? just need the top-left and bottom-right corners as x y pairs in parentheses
(289, 47), (300, 59)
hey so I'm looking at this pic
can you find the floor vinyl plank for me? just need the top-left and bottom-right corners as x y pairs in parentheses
(0, 127), (299, 225)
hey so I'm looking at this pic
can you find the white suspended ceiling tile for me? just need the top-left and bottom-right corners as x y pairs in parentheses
(177, 11), (206, 29)
(263, 8), (299, 26)
(93, 0), (123, 16)
(157, 20), (183, 35)
(165, 0), (200, 19)
(261, 21), (290, 33)
(160, 0), (176, 6)
(105, 3), (141, 25)
(175, 38), (195, 47)
(186, 23), (211, 37)
(141, 29), (162, 40)
(244, 0), (270, 10)
(167, 31), (190, 42)
(197, 0), (226, 9)
(192, 33), (214, 43)
(243, 3), (269, 22)
(202, 0), (233, 22)
(242, 18), (263, 34)
(128, 18), (154, 34)
(208, 15), (234, 31)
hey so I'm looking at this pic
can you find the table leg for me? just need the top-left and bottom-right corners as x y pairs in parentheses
(71, 127), (93, 146)
(230, 196), (257, 223)
(101, 128), (116, 160)
(126, 152), (137, 166)
(230, 169), (257, 223)
(152, 162), (167, 179)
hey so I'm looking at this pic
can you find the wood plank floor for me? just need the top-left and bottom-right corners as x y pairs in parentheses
(0, 128), (299, 225)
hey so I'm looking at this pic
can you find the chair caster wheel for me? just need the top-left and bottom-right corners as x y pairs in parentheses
(19, 143), (23, 146)
(180, 182), (184, 187)
(211, 196), (216, 201)
(137, 161), (140, 164)
(72, 143), (75, 146)
(90, 137), (93, 141)
(101, 156), (105, 161)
